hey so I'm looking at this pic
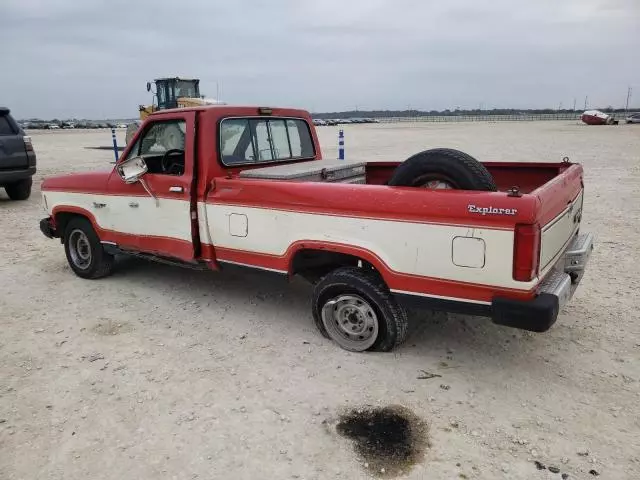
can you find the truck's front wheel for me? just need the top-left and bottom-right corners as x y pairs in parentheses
(312, 267), (408, 352)
(63, 217), (115, 279)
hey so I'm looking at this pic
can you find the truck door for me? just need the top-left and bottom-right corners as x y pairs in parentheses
(105, 111), (196, 261)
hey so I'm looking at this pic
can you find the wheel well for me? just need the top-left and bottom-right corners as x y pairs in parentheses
(290, 248), (379, 283)
(54, 212), (86, 239)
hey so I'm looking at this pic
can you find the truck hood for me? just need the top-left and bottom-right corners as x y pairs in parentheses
(41, 169), (112, 193)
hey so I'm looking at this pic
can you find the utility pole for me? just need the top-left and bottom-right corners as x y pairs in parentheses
(625, 86), (632, 114)
(572, 98), (577, 112)
(584, 96), (588, 110)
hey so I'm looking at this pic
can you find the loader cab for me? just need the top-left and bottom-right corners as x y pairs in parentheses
(149, 77), (201, 111)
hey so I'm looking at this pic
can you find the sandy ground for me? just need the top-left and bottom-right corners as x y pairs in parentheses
(1, 122), (639, 480)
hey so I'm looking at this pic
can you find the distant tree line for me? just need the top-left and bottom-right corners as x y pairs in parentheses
(312, 107), (635, 119)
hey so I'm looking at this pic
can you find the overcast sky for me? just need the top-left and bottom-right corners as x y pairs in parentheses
(2, 0), (638, 119)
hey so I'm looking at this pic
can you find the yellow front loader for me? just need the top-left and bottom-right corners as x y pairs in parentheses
(125, 77), (222, 145)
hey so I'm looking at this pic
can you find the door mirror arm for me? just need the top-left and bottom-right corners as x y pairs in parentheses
(139, 178), (159, 207)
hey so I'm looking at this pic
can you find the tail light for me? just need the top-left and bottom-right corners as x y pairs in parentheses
(513, 223), (540, 281)
(23, 136), (33, 152)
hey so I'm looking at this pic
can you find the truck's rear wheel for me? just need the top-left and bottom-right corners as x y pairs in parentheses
(312, 267), (408, 352)
(5, 178), (32, 200)
(63, 217), (114, 279)
(388, 148), (497, 191)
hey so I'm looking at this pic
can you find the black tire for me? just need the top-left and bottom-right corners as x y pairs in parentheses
(312, 267), (408, 352)
(5, 178), (32, 200)
(387, 148), (497, 191)
(63, 217), (115, 279)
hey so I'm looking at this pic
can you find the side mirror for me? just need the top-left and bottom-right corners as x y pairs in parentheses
(117, 156), (148, 184)
(146, 81), (152, 92)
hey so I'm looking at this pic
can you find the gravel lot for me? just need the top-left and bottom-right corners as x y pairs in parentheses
(1, 121), (639, 479)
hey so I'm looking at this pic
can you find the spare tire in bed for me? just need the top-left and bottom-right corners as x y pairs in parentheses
(387, 148), (497, 191)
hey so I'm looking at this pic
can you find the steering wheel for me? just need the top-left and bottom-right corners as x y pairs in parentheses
(161, 149), (185, 175)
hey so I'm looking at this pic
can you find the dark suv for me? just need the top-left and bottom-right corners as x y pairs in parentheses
(0, 107), (36, 200)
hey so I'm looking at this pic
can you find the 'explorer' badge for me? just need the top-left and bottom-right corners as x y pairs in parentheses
(468, 204), (518, 216)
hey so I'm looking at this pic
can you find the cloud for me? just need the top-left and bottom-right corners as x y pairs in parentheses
(1, 0), (638, 118)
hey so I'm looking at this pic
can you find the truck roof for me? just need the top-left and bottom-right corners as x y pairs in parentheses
(149, 104), (312, 117)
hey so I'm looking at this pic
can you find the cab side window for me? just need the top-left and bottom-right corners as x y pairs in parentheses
(126, 119), (186, 176)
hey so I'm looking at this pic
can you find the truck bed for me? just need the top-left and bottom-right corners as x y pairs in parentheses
(239, 159), (573, 194)
(220, 159), (584, 295)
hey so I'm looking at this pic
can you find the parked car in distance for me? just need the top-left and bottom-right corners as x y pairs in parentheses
(625, 113), (640, 124)
(0, 107), (37, 200)
(312, 119), (327, 126)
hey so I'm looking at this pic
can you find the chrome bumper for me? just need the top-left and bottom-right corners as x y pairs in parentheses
(539, 232), (594, 310)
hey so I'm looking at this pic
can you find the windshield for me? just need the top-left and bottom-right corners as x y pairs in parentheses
(175, 80), (199, 99)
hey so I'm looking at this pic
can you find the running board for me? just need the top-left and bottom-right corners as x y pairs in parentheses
(101, 242), (209, 271)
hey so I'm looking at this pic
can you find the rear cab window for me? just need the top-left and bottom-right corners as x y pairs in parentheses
(220, 117), (314, 166)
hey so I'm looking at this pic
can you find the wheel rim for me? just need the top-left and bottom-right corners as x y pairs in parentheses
(321, 294), (379, 351)
(413, 174), (457, 189)
(68, 229), (92, 269)
(422, 179), (453, 189)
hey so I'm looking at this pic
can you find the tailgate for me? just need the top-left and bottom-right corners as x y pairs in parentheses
(0, 135), (29, 170)
(534, 164), (584, 273)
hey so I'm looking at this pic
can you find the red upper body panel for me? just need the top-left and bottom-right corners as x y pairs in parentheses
(41, 104), (583, 234)
(42, 169), (112, 193)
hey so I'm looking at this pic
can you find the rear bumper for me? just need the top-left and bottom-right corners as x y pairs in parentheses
(493, 232), (594, 331)
(40, 217), (58, 239)
(0, 166), (36, 185)
(395, 232), (594, 332)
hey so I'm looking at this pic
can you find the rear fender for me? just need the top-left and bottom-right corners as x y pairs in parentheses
(286, 240), (392, 281)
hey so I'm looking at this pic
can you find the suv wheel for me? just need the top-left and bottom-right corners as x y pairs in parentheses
(5, 178), (32, 200)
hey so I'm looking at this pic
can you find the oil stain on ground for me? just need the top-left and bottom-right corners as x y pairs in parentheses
(335, 405), (429, 477)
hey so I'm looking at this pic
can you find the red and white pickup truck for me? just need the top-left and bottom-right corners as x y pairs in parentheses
(39, 106), (593, 352)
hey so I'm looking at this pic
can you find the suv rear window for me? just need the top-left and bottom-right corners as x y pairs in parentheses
(220, 117), (314, 166)
(0, 115), (16, 135)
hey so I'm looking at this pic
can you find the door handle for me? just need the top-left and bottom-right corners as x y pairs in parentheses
(128, 201), (139, 208)
(92, 202), (106, 209)
(169, 186), (184, 193)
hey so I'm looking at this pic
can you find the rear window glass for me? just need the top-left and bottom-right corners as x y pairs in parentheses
(220, 117), (314, 165)
(0, 116), (16, 135)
